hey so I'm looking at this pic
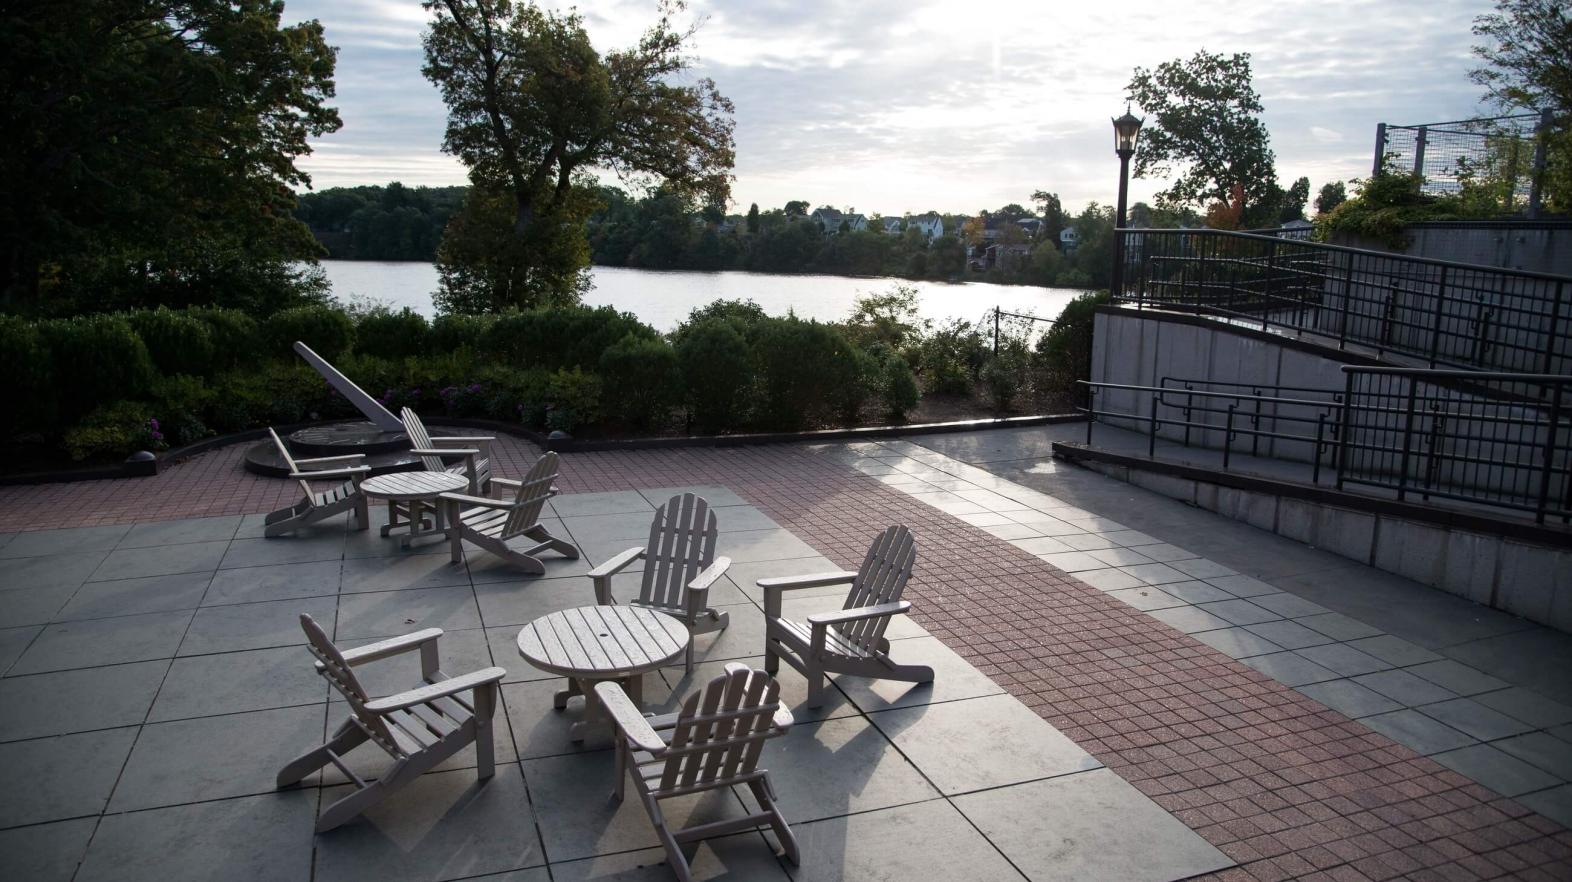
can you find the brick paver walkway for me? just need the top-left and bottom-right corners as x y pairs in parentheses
(2, 433), (1568, 880)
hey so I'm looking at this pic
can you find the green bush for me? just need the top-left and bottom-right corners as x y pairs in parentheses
(980, 343), (1029, 412)
(752, 317), (867, 430)
(186, 307), (260, 372)
(1033, 290), (1109, 406)
(126, 308), (216, 377)
(0, 315), (56, 437)
(39, 314), (158, 428)
(482, 306), (657, 371)
(673, 299), (768, 342)
(599, 334), (681, 427)
(918, 318), (986, 395)
(150, 374), (215, 446)
(877, 349), (921, 422)
(264, 304), (355, 361)
(544, 368), (602, 433)
(356, 308), (430, 360)
(208, 362), (346, 430)
(64, 401), (163, 461)
(676, 319), (753, 433)
(430, 313), (496, 353)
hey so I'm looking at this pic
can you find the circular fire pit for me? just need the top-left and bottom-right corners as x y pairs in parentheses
(242, 420), (425, 479)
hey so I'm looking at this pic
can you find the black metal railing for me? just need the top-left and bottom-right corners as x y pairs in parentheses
(1117, 228), (1572, 375)
(1375, 112), (1555, 217)
(1078, 369), (1572, 523)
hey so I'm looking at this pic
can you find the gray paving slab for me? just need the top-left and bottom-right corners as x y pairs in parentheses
(780, 798), (1026, 882)
(661, 655), (860, 724)
(1035, 551), (1108, 573)
(1086, 546), (1158, 567)
(981, 522), (1049, 541)
(0, 525), (129, 559)
(119, 516), (243, 548)
(334, 585), (483, 641)
(1295, 679), (1403, 719)
(1269, 565), (1535, 650)
(1071, 568), (1148, 591)
(956, 511), (1018, 528)
(221, 534), (346, 569)
(1201, 574), (1282, 598)
(1293, 644), (1394, 677)
(1145, 605), (1233, 635)
(1360, 709), (1478, 755)
(0, 817), (96, 882)
(200, 559), (342, 606)
(749, 715), (939, 823)
(1130, 542), (1199, 562)
(1344, 634), (1444, 667)
(1240, 652), (1342, 687)
(1418, 697), (1538, 742)
(1166, 557), (1238, 580)
(952, 769), (1233, 882)
(76, 789), (318, 882)
(1242, 620), (1337, 650)
(550, 490), (656, 517)
(1012, 535), (1077, 556)
(1352, 669), (1460, 706)
(1472, 688), (1572, 729)
(1493, 732), (1572, 780)
(1108, 586), (1192, 612)
(1054, 531), (1120, 549)
(869, 693), (1101, 795)
(722, 556), (843, 604)
(0, 625), (40, 674)
(150, 646), (326, 721)
(1101, 530), (1165, 547)
(1247, 592), (1333, 619)
(1296, 612), (1384, 642)
(1160, 581), (1235, 604)
(834, 635), (1004, 712)
(54, 571), (213, 621)
(1515, 784), (1572, 829)
(1196, 598), (1281, 627)
(472, 573), (605, 628)
(0, 726), (137, 827)
(465, 544), (596, 585)
(0, 551), (108, 593)
(179, 596), (337, 656)
(0, 583), (79, 628)
(0, 660), (165, 741)
(1119, 562), (1193, 585)
(548, 833), (788, 882)
(1192, 626), (1285, 659)
(501, 676), (677, 761)
(1406, 659), (1512, 696)
(1431, 744), (1564, 798)
(10, 610), (192, 675)
(339, 552), (469, 593)
(1438, 627), (1572, 707)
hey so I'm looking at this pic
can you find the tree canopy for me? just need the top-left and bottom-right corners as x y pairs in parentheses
(1126, 51), (1278, 214)
(421, 0), (735, 312)
(0, 0), (342, 316)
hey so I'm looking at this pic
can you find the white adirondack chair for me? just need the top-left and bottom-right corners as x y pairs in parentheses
(588, 493), (731, 671)
(277, 614), (506, 832)
(440, 451), (580, 574)
(399, 406), (493, 494)
(761, 525), (933, 707)
(263, 428), (370, 537)
(596, 662), (798, 881)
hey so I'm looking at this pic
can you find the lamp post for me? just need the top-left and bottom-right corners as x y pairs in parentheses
(1110, 106), (1143, 299)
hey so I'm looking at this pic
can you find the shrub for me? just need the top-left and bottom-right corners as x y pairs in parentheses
(980, 343), (1029, 412)
(0, 315), (55, 437)
(39, 314), (158, 427)
(186, 307), (260, 372)
(1033, 291), (1109, 406)
(208, 362), (346, 429)
(918, 318), (986, 395)
(355, 308), (429, 360)
(126, 308), (216, 377)
(439, 382), (490, 418)
(752, 317), (867, 429)
(843, 286), (927, 349)
(150, 374), (215, 446)
(264, 304), (355, 361)
(675, 319), (753, 433)
(673, 299), (768, 342)
(599, 334), (681, 427)
(544, 368), (602, 433)
(431, 313), (496, 353)
(878, 352), (921, 422)
(64, 401), (164, 461)
(482, 305), (657, 371)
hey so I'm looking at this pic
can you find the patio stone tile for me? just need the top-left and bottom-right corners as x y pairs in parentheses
(110, 704), (327, 811)
(1166, 558), (1238, 580)
(1247, 592), (1333, 619)
(1294, 643), (1394, 677)
(1430, 744), (1563, 798)
(1418, 697), (1537, 742)
(1010, 535), (1076, 556)
(635, 485), (750, 508)
(835, 635), (1004, 712)
(0, 525), (129, 559)
(752, 715), (938, 823)
(77, 789), (317, 882)
(1406, 659), (1511, 696)
(1118, 563), (1192, 585)
(1087, 546), (1157, 567)
(0, 726), (137, 827)
(1159, 581), (1235, 604)
(1036, 551), (1107, 573)
(1005, 516), (1085, 537)
(550, 490), (655, 518)
(1360, 709), (1477, 755)
(683, 602), (767, 668)
(1063, 516), (1129, 532)
(202, 560), (341, 606)
(0, 583), (79, 628)
(980, 522), (1047, 541)
(0, 661), (165, 741)
(1344, 634), (1444, 667)
(1493, 732), (1572, 780)
(1192, 626), (1284, 660)
(0, 551), (108, 593)
(1296, 680), (1403, 718)
(179, 596), (336, 656)
(119, 516), (242, 548)
(548, 834), (788, 882)
(11, 610), (192, 675)
(955, 511), (1018, 528)
(55, 571), (213, 621)
(1515, 784), (1572, 829)
(1196, 599), (1281, 627)
(151, 646), (325, 722)
(472, 574), (603, 628)
(1054, 531), (1120, 550)
(953, 768), (1232, 882)
(1472, 687), (1572, 729)
(560, 511), (664, 544)
(465, 545), (594, 584)
(502, 674), (681, 760)
(334, 586), (483, 641)
(1352, 669), (1460, 706)
(0, 625), (39, 674)
(221, 534), (346, 569)
(1200, 573), (1281, 598)
(1297, 612), (1384, 642)
(869, 693), (1101, 795)
(0, 817), (96, 882)
(1241, 620), (1336, 650)
(1100, 529), (1164, 547)
(1145, 605), (1232, 635)
(1108, 586), (1190, 612)
(1129, 542), (1199, 562)
(1240, 652), (1341, 687)
(723, 556), (843, 604)
(523, 751), (745, 861)
(339, 552), (469, 594)
(716, 528), (822, 564)
(779, 799), (1023, 882)
(661, 656), (859, 724)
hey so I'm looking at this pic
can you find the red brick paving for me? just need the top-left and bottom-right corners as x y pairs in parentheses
(2, 434), (1568, 880)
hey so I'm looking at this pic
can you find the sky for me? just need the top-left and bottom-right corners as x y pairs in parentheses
(286, 0), (1500, 216)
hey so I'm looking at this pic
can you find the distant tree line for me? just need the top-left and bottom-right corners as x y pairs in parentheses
(294, 184), (466, 261)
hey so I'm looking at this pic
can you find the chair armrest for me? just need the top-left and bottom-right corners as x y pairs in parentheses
(336, 628), (444, 666)
(588, 546), (645, 580)
(761, 571), (856, 617)
(364, 667), (506, 713)
(687, 556), (731, 594)
(808, 600), (911, 628)
(491, 477), (521, 489)
(290, 466), (370, 481)
(439, 492), (513, 510)
(594, 682), (667, 753)
(293, 453), (366, 465)
(410, 447), (479, 458)
(773, 706), (795, 734)
(429, 435), (496, 443)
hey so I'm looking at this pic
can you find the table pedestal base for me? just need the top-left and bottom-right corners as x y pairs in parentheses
(555, 674), (646, 741)
(379, 498), (447, 549)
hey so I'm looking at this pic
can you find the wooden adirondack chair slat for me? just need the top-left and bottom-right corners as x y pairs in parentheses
(262, 428), (370, 538)
(399, 406), (493, 493)
(442, 452), (579, 575)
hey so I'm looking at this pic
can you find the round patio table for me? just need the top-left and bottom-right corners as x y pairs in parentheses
(517, 605), (690, 741)
(361, 471), (468, 548)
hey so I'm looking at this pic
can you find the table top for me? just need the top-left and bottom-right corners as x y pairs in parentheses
(360, 470), (468, 500)
(517, 606), (690, 678)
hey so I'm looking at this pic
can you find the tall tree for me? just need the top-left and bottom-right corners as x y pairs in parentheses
(746, 203), (760, 234)
(1031, 190), (1067, 242)
(1, 0), (341, 315)
(1314, 182), (1348, 215)
(1126, 51), (1278, 213)
(421, 0), (735, 311)
(1469, 0), (1570, 210)
(1277, 176), (1311, 223)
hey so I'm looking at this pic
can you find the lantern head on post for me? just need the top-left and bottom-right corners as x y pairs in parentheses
(1112, 105), (1144, 159)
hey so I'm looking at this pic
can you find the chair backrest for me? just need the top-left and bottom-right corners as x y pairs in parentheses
(836, 525), (916, 653)
(637, 493), (718, 613)
(298, 614), (405, 757)
(655, 663), (786, 795)
(399, 407), (446, 473)
(500, 452), (560, 539)
(269, 427), (314, 499)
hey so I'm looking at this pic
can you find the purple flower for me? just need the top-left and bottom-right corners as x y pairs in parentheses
(148, 418), (160, 430)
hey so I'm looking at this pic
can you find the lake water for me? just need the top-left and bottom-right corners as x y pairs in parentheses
(319, 260), (1087, 331)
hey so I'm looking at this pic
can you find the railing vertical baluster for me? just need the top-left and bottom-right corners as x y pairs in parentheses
(1263, 239), (1278, 331)
(1336, 370), (1356, 491)
(1396, 377), (1419, 501)
(1338, 254), (1354, 350)
(1085, 385), (1095, 445)
(1313, 413), (1327, 485)
(1428, 266), (1448, 367)
(1535, 382), (1564, 524)
(1223, 405), (1236, 470)
(1183, 383), (1194, 448)
(1251, 388), (1263, 457)
(1149, 395), (1159, 458)
(1543, 280), (1564, 375)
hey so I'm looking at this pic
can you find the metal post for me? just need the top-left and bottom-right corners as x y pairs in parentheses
(1263, 239), (1278, 331)
(1148, 395), (1159, 457)
(1372, 123), (1388, 177)
(1223, 405), (1236, 470)
(1545, 281), (1565, 374)
(1085, 385), (1095, 445)
(1412, 126), (1428, 178)
(1535, 382), (1564, 524)
(1112, 151), (1132, 299)
(1313, 413), (1327, 485)
(1396, 378), (1419, 501)
(1336, 370), (1357, 491)
(1338, 256), (1355, 350)
(1530, 109), (1553, 219)
(1428, 265), (1449, 366)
